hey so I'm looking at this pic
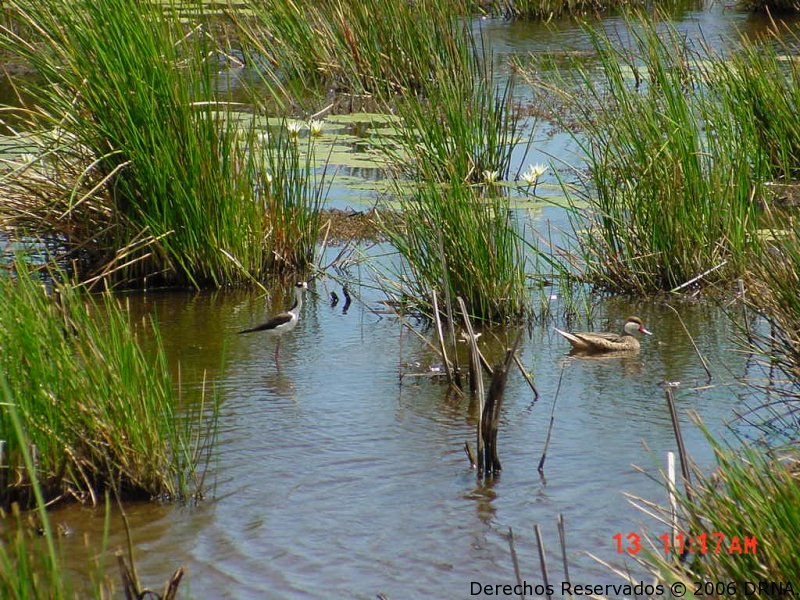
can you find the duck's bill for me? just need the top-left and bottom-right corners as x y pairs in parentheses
(640, 327), (653, 335)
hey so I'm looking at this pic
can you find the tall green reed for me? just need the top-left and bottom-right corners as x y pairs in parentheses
(1, 378), (177, 598)
(743, 221), (800, 383)
(390, 57), (523, 184)
(481, 0), (644, 20)
(255, 121), (327, 273)
(1, 383), (68, 599)
(381, 175), (529, 323)
(710, 30), (800, 181)
(565, 17), (764, 294)
(232, 0), (473, 101)
(0, 264), (216, 507)
(0, 0), (320, 287)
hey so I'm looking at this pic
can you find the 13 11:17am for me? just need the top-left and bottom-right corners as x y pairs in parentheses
(613, 532), (757, 555)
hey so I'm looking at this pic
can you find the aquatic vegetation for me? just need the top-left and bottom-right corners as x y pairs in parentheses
(564, 17), (763, 294)
(0, 265), (216, 507)
(0, 402), (186, 597)
(0, 0), (322, 288)
(232, 0), (473, 101)
(389, 55), (524, 184)
(743, 222), (800, 390)
(256, 122), (328, 272)
(710, 33), (800, 181)
(381, 173), (528, 323)
(643, 437), (800, 589)
(481, 0), (645, 20)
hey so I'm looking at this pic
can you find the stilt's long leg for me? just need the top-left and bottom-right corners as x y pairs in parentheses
(274, 338), (281, 369)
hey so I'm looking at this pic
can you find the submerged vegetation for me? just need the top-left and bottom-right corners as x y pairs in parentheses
(0, 265), (216, 508)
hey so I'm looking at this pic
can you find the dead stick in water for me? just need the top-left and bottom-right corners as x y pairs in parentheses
(535, 524), (553, 600)
(458, 297), (485, 469)
(431, 290), (456, 388)
(665, 304), (711, 380)
(667, 451), (679, 548)
(665, 387), (693, 503)
(481, 334), (522, 474)
(513, 353), (539, 401)
(464, 441), (477, 469)
(437, 231), (460, 382)
(557, 513), (570, 585)
(538, 364), (565, 474)
(508, 527), (525, 600)
(457, 297), (484, 397)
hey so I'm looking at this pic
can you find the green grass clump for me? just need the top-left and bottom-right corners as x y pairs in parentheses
(382, 175), (528, 323)
(743, 221), (800, 384)
(566, 17), (764, 294)
(710, 33), (800, 181)
(481, 0), (643, 19)
(233, 0), (473, 100)
(0, 265), (215, 507)
(646, 440), (800, 589)
(257, 122), (327, 273)
(390, 55), (523, 185)
(0, 0), (322, 287)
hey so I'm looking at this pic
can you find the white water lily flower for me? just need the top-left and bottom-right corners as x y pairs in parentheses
(483, 170), (500, 184)
(522, 163), (549, 185)
(308, 119), (324, 137)
(286, 120), (304, 138)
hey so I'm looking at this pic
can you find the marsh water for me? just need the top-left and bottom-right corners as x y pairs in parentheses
(52, 278), (761, 598)
(18, 5), (797, 599)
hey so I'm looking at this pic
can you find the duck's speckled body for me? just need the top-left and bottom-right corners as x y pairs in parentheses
(554, 316), (652, 353)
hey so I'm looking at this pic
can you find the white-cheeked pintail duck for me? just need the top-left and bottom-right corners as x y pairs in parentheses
(554, 316), (652, 353)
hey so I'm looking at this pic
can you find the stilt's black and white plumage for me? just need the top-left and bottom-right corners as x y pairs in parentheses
(239, 281), (308, 367)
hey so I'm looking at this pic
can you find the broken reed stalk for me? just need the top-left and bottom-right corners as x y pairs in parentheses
(342, 285), (352, 313)
(534, 524), (553, 600)
(665, 304), (711, 380)
(117, 492), (184, 600)
(437, 230), (460, 381)
(117, 552), (184, 600)
(670, 260), (728, 294)
(431, 289), (456, 388)
(458, 297), (485, 467)
(457, 296), (484, 397)
(464, 441), (477, 469)
(513, 354), (539, 402)
(538, 364), (565, 474)
(508, 527), (525, 600)
(480, 333), (522, 475)
(667, 451), (679, 548)
(557, 513), (570, 585)
(665, 387), (694, 503)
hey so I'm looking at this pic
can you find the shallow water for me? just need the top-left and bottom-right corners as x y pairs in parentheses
(50, 269), (759, 598)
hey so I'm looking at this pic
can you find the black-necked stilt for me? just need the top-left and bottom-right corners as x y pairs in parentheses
(239, 281), (308, 367)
